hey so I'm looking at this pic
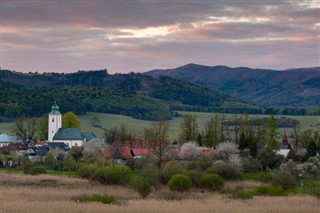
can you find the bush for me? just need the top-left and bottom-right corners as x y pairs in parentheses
(242, 157), (262, 173)
(89, 194), (117, 204)
(199, 174), (225, 191)
(254, 185), (288, 196)
(186, 155), (213, 171)
(134, 180), (152, 198)
(271, 171), (297, 190)
(78, 164), (99, 179)
(258, 148), (283, 170)
(167, 174), (192, 192)
(205, 162), (242, 180)
(229, 190), (253, 200)
(27, 166), (47, 175)
(161, 161), (184, 183)
(140, 163), (161, 187)
(91, 164), (132, 185)
(72, 194), (117, 204)
(183, 169), (203, 186)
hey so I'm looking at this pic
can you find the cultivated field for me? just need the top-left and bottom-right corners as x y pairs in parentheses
(0, 173), (319, 213)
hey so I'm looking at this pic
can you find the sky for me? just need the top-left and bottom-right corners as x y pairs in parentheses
(1, 0), (319, 74)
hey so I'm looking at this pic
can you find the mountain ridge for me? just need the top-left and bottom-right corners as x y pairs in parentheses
(145, 64), (320, 108)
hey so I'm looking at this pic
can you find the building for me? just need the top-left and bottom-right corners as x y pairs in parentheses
(47, 103), (97, 147)
(48, 102), (62, 142)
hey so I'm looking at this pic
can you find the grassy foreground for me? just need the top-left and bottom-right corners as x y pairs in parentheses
(1, 173), (319, 213)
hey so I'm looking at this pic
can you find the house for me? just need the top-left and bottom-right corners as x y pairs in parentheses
(0, 143), (27, 153)
(0, 134), (23, 147)
(82, 138), (110, 156)
(112, 140), (155, 164)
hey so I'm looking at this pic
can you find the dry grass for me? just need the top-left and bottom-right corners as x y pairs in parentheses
(1, 173), (319, 213)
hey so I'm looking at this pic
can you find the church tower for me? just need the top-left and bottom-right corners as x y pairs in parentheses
(48, 102), (62, 141)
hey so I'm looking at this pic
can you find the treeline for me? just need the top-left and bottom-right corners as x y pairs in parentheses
(0, 81), (172, 120)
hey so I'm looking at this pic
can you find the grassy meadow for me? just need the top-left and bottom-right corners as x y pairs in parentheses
(79, 111), (320, 140)
(1, 111), (319, 141)
(1, 172), (319, 213)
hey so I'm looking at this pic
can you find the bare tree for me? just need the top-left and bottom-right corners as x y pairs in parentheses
(145, 119), (170, 168)
(13, 117), (37, 146)
(292, 123), (301, 148)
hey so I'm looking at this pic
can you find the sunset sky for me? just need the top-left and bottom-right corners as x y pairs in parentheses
(1, 0), (319, 73)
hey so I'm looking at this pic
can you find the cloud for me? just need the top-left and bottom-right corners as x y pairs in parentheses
(1, 0), (319, 73)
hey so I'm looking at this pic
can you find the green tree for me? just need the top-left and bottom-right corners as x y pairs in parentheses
(202, 114), (220, 148)
(306, 140), (318, 158)
(37, 113), (48, 140)
(62, 112), (80, 129)
(266, 115), (278, 150)
(179, 114), (198, 143)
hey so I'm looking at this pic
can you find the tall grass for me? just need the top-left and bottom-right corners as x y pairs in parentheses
(1, 173), (319, 213)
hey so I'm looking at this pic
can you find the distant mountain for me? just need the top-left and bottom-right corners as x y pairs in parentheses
(145, 64), (320, 108)
(0, 69), (262, 120)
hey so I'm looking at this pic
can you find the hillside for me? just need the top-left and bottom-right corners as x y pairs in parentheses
(145, 64), (320, 108)
(0, 69), (261, 120)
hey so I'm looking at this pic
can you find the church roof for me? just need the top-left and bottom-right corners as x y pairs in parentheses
(49, 102), (61, 115)
(53, 128), (96, 141)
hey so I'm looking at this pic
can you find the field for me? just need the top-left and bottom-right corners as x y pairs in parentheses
(1, 112), (319, 141)
(0, 172), (319, 213)
(78, 111), (320, 140)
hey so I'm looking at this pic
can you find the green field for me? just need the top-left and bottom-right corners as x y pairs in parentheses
(1, 112), (319, 141)
(79, 112), (319, 140)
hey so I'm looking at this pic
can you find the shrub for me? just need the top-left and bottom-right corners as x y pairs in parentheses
(89, 194), (117, 204)
(271, 171), (297, 190)
(199, 174), (224, 191)
(258, 148), (283, 170)
(78, 164), (99, 179)
(27, 166), (47, 175)
(140, 163), (161, 187)
(167, 174), (192, 192)
(161, 161), (184, 183)
(205, 162), (242, 180)
(183, 169), (203, 186)
(254, 185), (288, 196)
(186, 155), (213, 171)
(72, 194), (117, 204)
(91, 164), (132, 185)
(229, 190), (253, 200)
(242, 157), (262, 173)
(134, 180), (152, 198)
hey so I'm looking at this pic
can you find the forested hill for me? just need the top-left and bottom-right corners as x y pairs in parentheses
(0, 69), (262, 121)
(145, 64), (320, 109)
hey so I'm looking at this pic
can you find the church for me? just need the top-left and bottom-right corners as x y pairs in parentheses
(48, 103), (96, 147)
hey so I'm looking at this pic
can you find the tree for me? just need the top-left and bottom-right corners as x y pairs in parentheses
(145, 119), (170, 168)
(292, 123), (301, 148)
(299, 129), (313, 148)
(180, 142), (201, 160)
(306, 139), (318, 158)
(202, 114), (220, 148)
(179, 114), (198, 144)
(37, 113), (48, 140)
(62, 112), (80, 129)
(266, 115), (278, 150)
(13, 117), (37, 146)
